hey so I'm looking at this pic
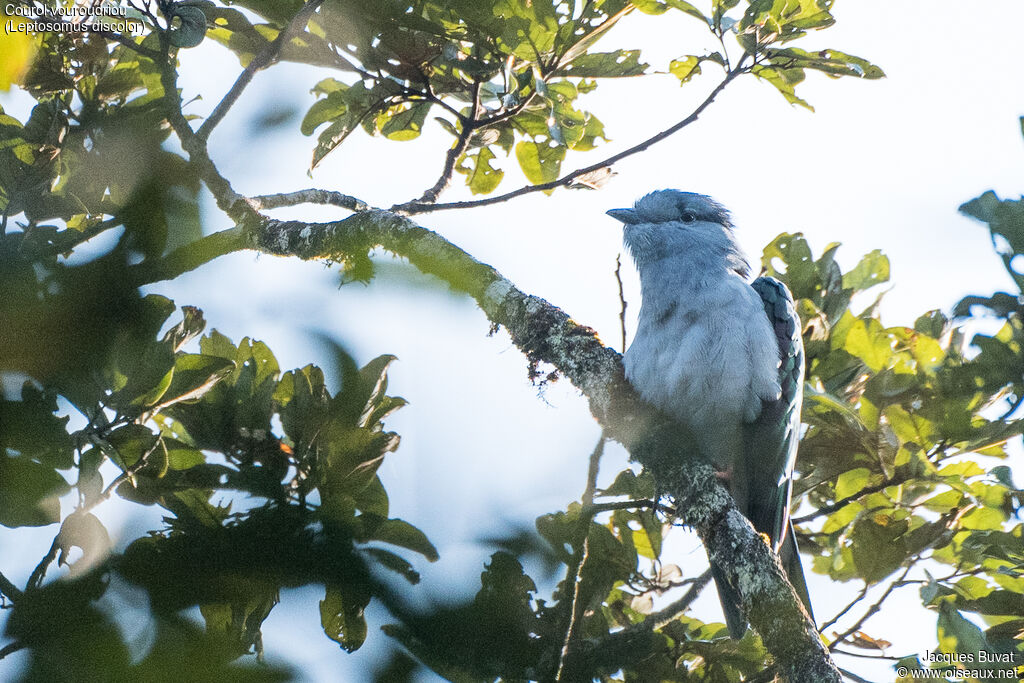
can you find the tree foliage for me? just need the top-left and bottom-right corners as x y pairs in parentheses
(0, 1), (1021, 682)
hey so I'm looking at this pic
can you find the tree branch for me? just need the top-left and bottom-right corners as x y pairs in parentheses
(196, 0), (326, 141)
(130, 227), (247, 285)
(556, 436), (605, 681)
(248, 189), (369, 212)
(156, 34), (262, 226)
(396, 60), (749, 215)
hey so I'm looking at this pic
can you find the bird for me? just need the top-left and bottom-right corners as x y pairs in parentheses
(607, 189), (813, 638)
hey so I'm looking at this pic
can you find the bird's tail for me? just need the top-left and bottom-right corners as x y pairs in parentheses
(779, 519), (814, 623)
(709, 522), (814, 638)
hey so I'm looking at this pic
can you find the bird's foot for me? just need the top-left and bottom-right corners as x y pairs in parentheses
(713, 465), (733, 482)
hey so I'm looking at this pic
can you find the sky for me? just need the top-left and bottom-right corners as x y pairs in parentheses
(2, 1), (1024, 681)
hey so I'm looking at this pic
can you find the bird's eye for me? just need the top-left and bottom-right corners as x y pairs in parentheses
(681, 211), (696, 223)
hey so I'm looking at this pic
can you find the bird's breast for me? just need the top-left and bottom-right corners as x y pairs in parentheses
(623, 277), (781, 462)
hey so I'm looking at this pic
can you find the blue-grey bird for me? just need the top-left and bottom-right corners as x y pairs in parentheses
(608, 189), (813, 638)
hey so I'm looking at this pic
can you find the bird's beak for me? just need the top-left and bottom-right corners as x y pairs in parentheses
(606, 208), (640, 225)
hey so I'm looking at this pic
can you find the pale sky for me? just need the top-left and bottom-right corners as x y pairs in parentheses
(2, 2), (1023, 681)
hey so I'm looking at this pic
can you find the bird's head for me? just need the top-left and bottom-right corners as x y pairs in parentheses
(608, 190), (743, 270)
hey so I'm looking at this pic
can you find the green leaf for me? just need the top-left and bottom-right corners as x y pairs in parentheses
(821, 502), (863, 534)
(850, 516), (908, 583)
(368, 518), (438, 561)
(380, 102), (431, 141)
(556, 50), (648, 78)
(0, 384), (74, 469)
(631, 0), (672, 14)
(0, 454), (70, 527)
(760, 232), (818, 299)
(363, 547), (420, 584)
(668, 0), (710, 22)
(0, 10), (34, 90)
(752, 65), (812, 110)
(843, 249), (890, 291)
(844, 319), (891, 373)
(958, 192), (1024, 291)
(515, 140), (565, 187)
(301, 81), (348, 135)
(765, 47), (885, 79)
(670, 53), (725, 85)
(456, 146), (504, 195)
(922, 489), (962, 513)
(221, 0), (303, 27)
(152, 354), (236, 411)
(111, 337), (177, 411)
(302, 81), (392, 168)
(961, 507), (1005, 531)
(670, 56), (702, 84)
(320, 585), (369, 653)
(56, 512), (111, 569)
(937, 602), (993, 662)
(834, 467), (872, 499)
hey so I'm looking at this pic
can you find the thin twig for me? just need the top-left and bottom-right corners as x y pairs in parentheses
(828, 562), (914, 652)
(838, 666), (876, 683)
(819, 582), (869, 634)
(26, 538), (60, 591)
(555, 436), (606, 681)
(830, 648), (902, 661)
(0, 641), (25, 661)
(614, 253), (628, 352)
(402, 78), (483, 208)
(91, 27), (162, 61)
(0, 571), (22, 603)
(248, 189), (369, 212)
(196, 0), (326, 141)
(156, 34), (257, 224)
(644, 568), (712, 630)
(25, 436), (164, 592)
(580, 567), (714, 663)
(791, 474), (911, 525)
(585, 499), (676, 516)
(398, 59), (749, 215)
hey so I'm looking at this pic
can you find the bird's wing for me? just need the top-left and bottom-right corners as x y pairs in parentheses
(744, 276), (805, 549)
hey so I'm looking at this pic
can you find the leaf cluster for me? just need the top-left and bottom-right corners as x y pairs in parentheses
(1, 287), (434, 663)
